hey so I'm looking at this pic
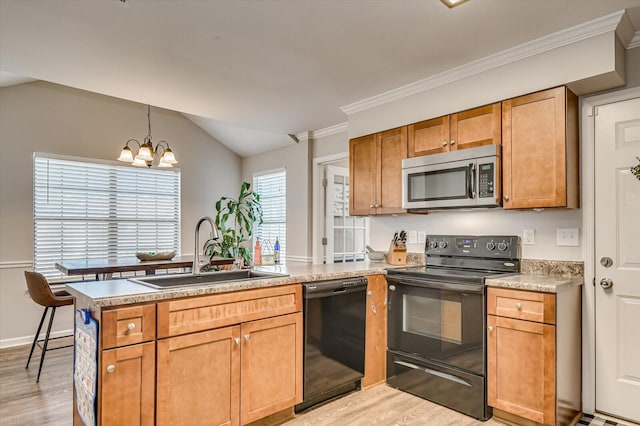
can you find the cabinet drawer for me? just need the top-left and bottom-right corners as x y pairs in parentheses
(487, 287), (555, 324)
(102, 304), (156, 350)
(157, 284), (302, 338)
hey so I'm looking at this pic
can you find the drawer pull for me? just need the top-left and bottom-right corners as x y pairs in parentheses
(234, 337), (240, 345)
(244, 334), (250, 341)
(106, 364), (116, 373)
(127, 323), (136, 331)
(515, 302), (522, 310)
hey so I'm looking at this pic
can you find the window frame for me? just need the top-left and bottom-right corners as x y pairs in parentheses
(253, 168), (286, 264)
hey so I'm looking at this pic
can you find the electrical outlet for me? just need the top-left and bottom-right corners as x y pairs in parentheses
(418, 231), (426, 244)
(557, 228), (579, 246)
(408, 230), (418, 244)
(523, 229), (535, 245)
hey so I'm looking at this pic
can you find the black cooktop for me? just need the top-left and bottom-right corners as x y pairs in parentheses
(386, 266), (515, 284)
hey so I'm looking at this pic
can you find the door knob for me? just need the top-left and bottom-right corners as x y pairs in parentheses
(600, 278), (613, 289)
(600, 257), (613, 268)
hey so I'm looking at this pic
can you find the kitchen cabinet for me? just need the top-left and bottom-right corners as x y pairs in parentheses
(77, 285), (302, 426)
(349, 126), (407, 215)
(408, 103), (501, 157)
(100, 304), (156, 426)
(361, 274), (387, 388)
(487, 287), (581, 426)
(502, 86), (579, 209)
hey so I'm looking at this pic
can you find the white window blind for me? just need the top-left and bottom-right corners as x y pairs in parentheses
(253, 170), (286, 262)
(34, 154), (181, 279)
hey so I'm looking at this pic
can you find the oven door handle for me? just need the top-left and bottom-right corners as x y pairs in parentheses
(394, 360), (472, 387)
(386, 276), (484, 294)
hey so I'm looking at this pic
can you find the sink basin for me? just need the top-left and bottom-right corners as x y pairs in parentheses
(130, 270), (288, 289)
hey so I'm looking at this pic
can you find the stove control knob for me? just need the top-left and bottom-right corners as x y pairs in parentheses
(438, 241), (448, 249)
(486, 241), (496, 251)
(428, 240), (438, 249)
(497, 242), (509, 252)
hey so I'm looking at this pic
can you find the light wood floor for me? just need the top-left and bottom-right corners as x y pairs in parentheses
(0, 343), (506, 426)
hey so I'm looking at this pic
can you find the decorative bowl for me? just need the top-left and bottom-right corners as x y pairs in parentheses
(136, 251), (176, 261)
(367, 251), (386, 262)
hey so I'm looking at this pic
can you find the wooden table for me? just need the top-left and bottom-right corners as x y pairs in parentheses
(55, 255), (234, 280)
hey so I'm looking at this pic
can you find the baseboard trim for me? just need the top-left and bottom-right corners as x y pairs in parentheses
(0, 328), (74, 349)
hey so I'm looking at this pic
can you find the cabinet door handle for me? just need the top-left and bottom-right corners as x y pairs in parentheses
(106, 364), (116, 373)
(515, 302), (522, 309)
(487, 326), (494, 332)
(234, 337), (241, 345)
(367, 290), (377, 314)
(442, 141), (448, 147)
(504, 195), (510, 201)
(127, 323), (136, 331)
(369, 204), (374, 208)
(244, 334), (250, 341)
(450, 140), (455, 145)
(374, 204), (379, 208)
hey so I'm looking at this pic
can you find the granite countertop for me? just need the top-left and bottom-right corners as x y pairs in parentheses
(486, 274), (584, 293)
(66, 261), (409, 308)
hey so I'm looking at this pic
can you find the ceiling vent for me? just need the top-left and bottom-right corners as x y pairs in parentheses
(112, 0), (132, 6)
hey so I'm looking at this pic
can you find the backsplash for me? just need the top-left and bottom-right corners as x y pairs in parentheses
(520, 259), (584, 277)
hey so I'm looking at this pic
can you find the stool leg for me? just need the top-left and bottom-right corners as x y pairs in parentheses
(36, 306), (56, 383)
(26, 306), (49, 369)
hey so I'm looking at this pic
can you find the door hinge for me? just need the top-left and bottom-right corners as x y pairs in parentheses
(322, 178), (328, 187)
(321, 237), (328, 246)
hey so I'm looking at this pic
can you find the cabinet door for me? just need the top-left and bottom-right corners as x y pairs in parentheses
(361, 275), (388, 388)
(377, 127), (407, 214)
(487, 315), (555, 425)
(502, 86), (578, 209)
(349, 134), (377, 215)
(101, 342), (155, 426)
(156, 326), (241, 426)
(408, 115), (450, 157)
(240, 313), (303, 425)
(450, 103), (501, 151)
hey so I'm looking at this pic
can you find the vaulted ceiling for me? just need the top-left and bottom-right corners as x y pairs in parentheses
(1, 0), (639, 157)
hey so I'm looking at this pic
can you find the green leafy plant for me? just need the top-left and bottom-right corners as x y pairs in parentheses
(204, 181), (263, 267)
(632, 157), (640, 181)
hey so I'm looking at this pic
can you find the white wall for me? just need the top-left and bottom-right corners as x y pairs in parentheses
(242, 139), (312, 263)
(0, 81), (241, 346)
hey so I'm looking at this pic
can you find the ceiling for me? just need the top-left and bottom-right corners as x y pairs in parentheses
(1, 0), (639, 157)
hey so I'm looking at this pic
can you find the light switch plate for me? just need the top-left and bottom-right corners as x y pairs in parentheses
(557, 228), (579, 246)
(408, 230), (418, 244)
(523, 229), (535, 245)
(418, 231), (426, 244)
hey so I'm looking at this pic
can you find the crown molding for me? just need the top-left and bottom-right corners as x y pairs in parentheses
(629, 31), (640, 49)
(311, 122), (348, 140)
(340, 10), (626, 116)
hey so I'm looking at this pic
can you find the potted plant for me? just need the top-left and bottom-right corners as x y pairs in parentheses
(204, 181), (263, 267)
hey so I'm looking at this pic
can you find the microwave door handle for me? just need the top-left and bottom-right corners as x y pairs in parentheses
(467, 163), (476, 199)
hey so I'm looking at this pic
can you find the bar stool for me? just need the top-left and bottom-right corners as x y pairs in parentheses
(24, 271), (74, 383)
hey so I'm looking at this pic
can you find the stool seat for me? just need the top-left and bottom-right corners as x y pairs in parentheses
(24, 271), (74, 383)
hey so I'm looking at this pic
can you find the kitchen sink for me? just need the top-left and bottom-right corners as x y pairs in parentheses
(130, 270), (289, 289)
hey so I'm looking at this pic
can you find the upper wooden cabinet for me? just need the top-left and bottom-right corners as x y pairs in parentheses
(502, 86), (579, 209)
(408, 103), (501, 157)
(349, 126), (407, 216)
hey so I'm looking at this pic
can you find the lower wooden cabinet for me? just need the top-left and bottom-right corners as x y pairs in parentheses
(487, 286), (581, 426)
(156, 326), (241, 426)
(240, 313), (303, 424)
(362, 274), (387, 388)
(101, 342), (155, 426)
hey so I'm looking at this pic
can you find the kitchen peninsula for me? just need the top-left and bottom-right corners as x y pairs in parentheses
(66, 260), (582, 426)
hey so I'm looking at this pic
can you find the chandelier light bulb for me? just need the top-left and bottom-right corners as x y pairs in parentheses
(117, 146), (134, 162)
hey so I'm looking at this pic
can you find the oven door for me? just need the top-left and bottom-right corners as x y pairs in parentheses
(387, 276), (485, 375)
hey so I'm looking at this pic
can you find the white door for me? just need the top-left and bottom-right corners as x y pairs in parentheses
(594, 97), (640, 422)
(324, 165), (368, 264)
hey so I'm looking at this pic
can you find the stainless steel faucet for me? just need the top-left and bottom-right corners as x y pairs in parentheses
(193, 216), (218, 275)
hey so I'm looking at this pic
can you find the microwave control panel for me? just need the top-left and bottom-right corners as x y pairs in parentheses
(478, 163), (494, 198)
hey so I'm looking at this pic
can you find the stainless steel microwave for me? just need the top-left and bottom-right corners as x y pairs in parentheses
(402, 144), (501, 211)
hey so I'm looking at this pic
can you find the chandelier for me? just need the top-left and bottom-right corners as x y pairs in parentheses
(117, 105), (178, 168)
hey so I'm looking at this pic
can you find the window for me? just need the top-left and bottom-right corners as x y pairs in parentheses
(33, 154), (181, 279)
(253, 170), (286, 263)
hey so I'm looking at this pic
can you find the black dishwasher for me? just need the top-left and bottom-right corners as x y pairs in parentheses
(295, 277), (367, 412)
